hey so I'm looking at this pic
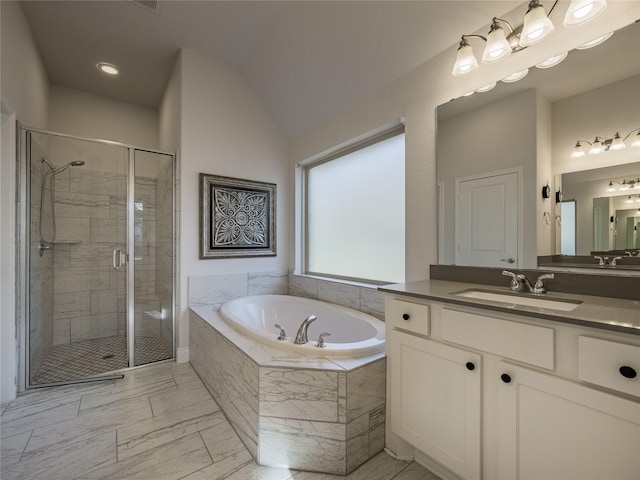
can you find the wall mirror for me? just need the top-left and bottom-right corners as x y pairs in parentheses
(437, 19), (640, 273)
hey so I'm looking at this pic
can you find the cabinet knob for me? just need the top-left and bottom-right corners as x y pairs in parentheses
(501, 373), (512, 384)
(619, 366), (637, 379)
(402, 313), (410, 321)
(465, 362), (475, 371)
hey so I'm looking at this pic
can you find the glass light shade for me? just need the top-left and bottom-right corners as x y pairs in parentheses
(576, 31), (613, 49)
(452, 43), (478, 76)
(610, 133), (626, 151)
(564, 0), (607, 27)
(606, 182), (615, 192)
(535, 52), (568, 69)
(620, 182), (630, 191)
(520, 4), (555, 47)
(482, 26), (512, 63)
(475, 82), (497, 93)
(626, 196), (633, 203)
(570, 142), (586, 158)
(501, 69), (529, 83)
(631, 132), (640, 148)
(589, 138), (604, 155)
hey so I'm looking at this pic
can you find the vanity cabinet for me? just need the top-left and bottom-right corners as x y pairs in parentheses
(386, 296), (640, 480)
(496, 362), (640, 480)
(389, 329), (481, 480)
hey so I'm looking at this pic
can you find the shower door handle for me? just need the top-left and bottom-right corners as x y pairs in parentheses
(112, 248), (126, 270)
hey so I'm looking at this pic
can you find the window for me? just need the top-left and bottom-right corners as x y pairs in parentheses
(303, 127), (405, 284)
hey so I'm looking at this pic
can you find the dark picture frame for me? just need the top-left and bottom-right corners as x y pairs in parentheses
(199, 173), (276, 259)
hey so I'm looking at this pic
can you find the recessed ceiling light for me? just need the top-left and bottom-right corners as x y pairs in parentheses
(97, 62), (119, 75)
(501, 69), (529, 83)
(475, 82), (497, 93)
(535, 52), (569, 69)
(576, 31), (613, 50)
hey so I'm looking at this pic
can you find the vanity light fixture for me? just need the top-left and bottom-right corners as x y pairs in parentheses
(563, 0), (607, 27)
(607, 178), (640, 192)
(535, 51), (568, 69)
(451, 0), (607, 78)
(576, 31), (613, 49)
(97, 62), (119, 75)
(571, 128), (640, 158)
(501, 68), (529, 83)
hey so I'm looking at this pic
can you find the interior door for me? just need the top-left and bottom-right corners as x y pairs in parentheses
(456, 170), (519, 268)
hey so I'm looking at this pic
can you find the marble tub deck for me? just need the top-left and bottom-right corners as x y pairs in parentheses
(189, 305), (389, 475)
(0, 361), (440, 480)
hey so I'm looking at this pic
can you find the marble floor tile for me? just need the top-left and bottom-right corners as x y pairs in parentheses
(0, 362), (443, 480)
(81, 432), (211, 480)
(117, 400), (222, 460)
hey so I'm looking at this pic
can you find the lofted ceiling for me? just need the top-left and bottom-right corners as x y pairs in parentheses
(20, 0), (521, 138)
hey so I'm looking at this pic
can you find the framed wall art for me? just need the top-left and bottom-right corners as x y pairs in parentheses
(200, 173), (276, 259)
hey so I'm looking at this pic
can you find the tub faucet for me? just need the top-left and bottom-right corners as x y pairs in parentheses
(294, 315), (317, 345)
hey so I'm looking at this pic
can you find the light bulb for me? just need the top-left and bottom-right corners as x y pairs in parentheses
(570, 141), (586, 158)
(501, 69), (529, 83)
(589, 138), (604, 155)
(576, 32), (613, 50)
(520, 1), (555, 47)
(452, 40), (478, 76)
(564, 0), (607, 27)
(610, 132), (626, 151)
(535, 52), (568, 69)
(97, 62), (119, 75)
(482, 23), (512, 63)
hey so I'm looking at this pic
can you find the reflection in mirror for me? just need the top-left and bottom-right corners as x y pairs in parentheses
(437, 19), (640, 273)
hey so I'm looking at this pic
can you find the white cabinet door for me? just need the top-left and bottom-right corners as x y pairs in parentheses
(497, 362), (640, 480)
(390, 330), (482, 480)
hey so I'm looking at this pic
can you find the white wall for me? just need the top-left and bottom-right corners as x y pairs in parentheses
(50, 85), (159, 149)
(290, 1), (639, 283)
(0, 0), (50, 403)
(177, 49), (289, 360)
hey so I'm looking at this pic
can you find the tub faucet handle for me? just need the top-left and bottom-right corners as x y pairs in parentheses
(316, 332), (331, 348)
(274, 324), (287, 341)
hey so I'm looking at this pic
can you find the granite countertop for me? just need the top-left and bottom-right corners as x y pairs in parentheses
(379, 279), (640, 336)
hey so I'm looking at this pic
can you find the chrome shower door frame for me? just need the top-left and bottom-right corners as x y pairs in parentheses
(20, 126), (176, 389)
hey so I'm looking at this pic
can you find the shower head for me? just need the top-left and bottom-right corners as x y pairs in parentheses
(52, 160), (85, 175)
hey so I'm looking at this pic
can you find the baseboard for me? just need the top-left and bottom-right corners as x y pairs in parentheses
(414, 450), (464, 480)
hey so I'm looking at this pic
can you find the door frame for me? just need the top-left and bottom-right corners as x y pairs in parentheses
(454, 166), (523, 268)
(19, 125), (176, 390)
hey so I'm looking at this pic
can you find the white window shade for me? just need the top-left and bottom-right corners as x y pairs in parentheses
(306, 132), (405, 283)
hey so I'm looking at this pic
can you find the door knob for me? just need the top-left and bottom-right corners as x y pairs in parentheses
(500, 258), (515, 263)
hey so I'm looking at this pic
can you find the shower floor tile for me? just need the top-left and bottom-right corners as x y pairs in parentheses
(31, 335), (171, 385)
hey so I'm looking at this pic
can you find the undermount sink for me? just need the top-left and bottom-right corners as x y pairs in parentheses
(453, 289), (583, 312)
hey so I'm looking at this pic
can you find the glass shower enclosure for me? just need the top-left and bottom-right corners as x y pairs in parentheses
(24, 128), (175, 386)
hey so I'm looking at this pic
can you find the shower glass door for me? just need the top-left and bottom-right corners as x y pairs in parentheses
(131, 149), (174, 366)
(26, 130), (174, 386)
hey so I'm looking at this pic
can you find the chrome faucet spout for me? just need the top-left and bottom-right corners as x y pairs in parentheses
(516, 273), (534, 293)
(294, 315), (317, 345)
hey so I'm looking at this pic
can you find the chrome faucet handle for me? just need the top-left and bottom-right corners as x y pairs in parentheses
(502, 270), (520, 291)
(316, 332), (331, 348)
(611, 256), (623, 266)
(533, 273), (554, 294)
(274, 324), (287, 341)
(594, 255), (605, 266)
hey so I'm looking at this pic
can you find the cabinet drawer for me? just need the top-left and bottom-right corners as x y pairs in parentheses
(579, 337), (640, 397)
(441, 308), (555, 370)
(388, 299), (430, 335)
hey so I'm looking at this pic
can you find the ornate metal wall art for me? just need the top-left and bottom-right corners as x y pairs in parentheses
(200, 173), (276, 258)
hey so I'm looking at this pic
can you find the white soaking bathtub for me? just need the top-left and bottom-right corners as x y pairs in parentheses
(219, 295), (385, 357)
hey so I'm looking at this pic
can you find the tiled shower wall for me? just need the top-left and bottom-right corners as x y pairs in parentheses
(29, 140), (54, 378)
(52, 167), (127, 344)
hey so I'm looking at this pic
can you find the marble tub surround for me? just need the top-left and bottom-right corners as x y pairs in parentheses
(190, 306), (386, 475)
(289, 273), (386, 321)
(188, 271), (289, 308)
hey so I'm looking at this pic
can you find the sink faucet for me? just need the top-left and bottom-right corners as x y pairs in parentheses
(516, 273), (534, 293)
(294, 315), (317, 345)
(502, 270), (522, 291)
(594, 255), (609, 266)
